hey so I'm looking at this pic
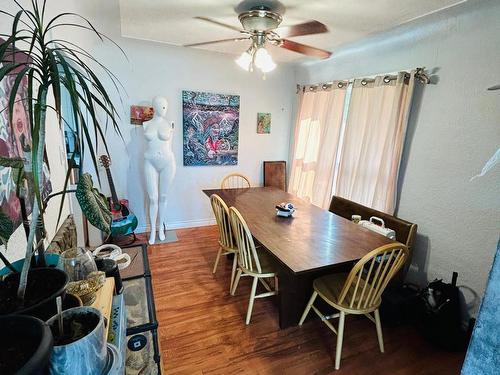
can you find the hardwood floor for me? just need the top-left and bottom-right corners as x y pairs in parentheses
(147, 226), (465, 375)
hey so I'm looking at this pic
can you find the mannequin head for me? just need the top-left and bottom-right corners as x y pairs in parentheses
(152, 96), (168, 118)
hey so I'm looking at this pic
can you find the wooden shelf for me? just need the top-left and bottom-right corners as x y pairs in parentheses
(91, 277), (115, 336)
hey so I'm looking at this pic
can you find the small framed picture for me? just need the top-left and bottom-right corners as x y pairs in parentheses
(130, 105), (154, 125)
(257, 112), (271, 134)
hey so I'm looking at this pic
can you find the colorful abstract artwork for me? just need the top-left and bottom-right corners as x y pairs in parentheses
(257, 112), (271, 134)
(182, 90), (240, 166)
(0, 70), (52, 230)
(130, 105), (154, 125)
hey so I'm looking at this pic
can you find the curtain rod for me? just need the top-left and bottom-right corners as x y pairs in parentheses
(296, 67), (430, 93)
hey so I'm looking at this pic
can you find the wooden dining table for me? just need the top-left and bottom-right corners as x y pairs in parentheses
(203, 187), (396, 329)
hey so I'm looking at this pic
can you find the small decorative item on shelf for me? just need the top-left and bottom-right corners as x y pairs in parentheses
(58, 248), (105, 305)
(275, 202), (295, 218)
(93, 244), (131, 271)
(351, 214), (361, 224)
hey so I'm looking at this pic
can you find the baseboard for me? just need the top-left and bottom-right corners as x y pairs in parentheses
(135, 218), (216, 234)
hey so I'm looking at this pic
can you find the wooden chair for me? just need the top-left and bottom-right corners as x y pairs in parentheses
(299, 243), (409, 370)
(229, 206), (278, 324)
(263, 161), (286, 191)
(220, 173), (251, 189)
(210, 194), (239, 292)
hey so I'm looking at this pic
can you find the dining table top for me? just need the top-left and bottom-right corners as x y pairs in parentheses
(203, 187), (396, 274)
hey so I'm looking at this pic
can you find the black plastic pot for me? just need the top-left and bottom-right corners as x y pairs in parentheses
(0, 315), (54, 375)
(62, 293), (82, 310)
(0, 268), (69, 320)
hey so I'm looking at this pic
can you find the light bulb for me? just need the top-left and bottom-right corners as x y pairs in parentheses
(259, 57), (276, 73)
(254, 47), (276, 73)
(235, 51), (252, 71)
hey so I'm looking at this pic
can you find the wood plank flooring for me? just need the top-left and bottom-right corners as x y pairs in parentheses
(146, 226), (465, 375)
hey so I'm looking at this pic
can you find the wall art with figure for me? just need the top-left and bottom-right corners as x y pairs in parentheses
(0, 71), (52, 230)
(182, 90), (240, 166)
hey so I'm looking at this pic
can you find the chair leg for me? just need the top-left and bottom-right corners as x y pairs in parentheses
(212, 246), (223, 274)
(229, 253), (238, 292)
(374, 309), (385, 353)
(299, 291), (318, 326)
(230, 268), (242, 296)
(335, 311), (346, 370)
(245, 277), (258, 325)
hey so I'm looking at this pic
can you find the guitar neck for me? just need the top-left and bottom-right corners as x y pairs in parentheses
(104, 167), (120, 205)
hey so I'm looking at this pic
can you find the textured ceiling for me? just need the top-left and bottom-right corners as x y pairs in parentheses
(119, 0), (465, 63)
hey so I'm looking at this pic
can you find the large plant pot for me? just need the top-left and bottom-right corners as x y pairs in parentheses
(0, 254), (60, 277)
(0, 315), (54, 375)
(0, 268), (69, 320)
(46, 307), (107, 375)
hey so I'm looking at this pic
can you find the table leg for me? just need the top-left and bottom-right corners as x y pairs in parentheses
(277, 262), (355, 329)
(278, 270), (312, 329)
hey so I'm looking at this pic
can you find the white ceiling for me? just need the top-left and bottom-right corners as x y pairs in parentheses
(119, 0), (465, 63)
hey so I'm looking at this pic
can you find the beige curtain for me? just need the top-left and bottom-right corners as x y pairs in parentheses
(288, 84), (347, 208)
(334, 72), (416, 214)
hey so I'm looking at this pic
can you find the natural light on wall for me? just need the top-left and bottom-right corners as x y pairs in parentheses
(289, 118), (321, 202)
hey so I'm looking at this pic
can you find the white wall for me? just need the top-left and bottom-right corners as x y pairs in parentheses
(39, 0), (295, 234)
(0, 1), (71, 265)
(295, 0), (500, 315)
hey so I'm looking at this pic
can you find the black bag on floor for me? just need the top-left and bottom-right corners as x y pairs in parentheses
(380, 283), (421, 325)
(417, 272), (466, 351)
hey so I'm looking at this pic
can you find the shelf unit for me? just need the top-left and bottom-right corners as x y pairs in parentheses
(121, 244), (163, 374)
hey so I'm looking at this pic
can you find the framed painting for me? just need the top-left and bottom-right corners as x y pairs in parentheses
(182, 90), (240, 166)
(0, 44), (52, 231)
(257, 112), (271, 134)
(130, 105), (154, 125)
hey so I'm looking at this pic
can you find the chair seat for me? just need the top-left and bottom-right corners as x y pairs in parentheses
(313, 273), (380, 313)
(255, 248), (278, 275)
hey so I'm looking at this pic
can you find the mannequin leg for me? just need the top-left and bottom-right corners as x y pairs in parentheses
(144, 161), (159, 245)
(158, 167), (174, 241)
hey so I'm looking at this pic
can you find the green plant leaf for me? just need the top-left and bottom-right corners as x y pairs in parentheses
(0, 210), (14, 246)
(0, 156), (24, 168)
(76, 173), (112, 234)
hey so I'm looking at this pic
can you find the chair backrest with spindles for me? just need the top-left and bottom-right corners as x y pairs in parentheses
(338, 243), (409, 311)
(229, 207), (263, 274)
(210, 194), (235, 250)
(221, 173), (251, 189)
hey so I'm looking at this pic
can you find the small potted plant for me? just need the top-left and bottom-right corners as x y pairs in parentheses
(0, 0), (122, 319)
(46, 306), (108, 374)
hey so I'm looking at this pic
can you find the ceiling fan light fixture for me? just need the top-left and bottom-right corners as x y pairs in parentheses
(254, 47), (276, 73)
(238, 10), (282, 32)
(235, 50), (253, 71)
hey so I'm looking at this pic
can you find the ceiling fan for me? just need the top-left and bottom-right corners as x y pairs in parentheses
(184, 0), (332, 73)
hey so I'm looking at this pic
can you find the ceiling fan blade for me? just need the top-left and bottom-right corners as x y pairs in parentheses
(280, 39), (331, 59)
(184, 37), (250, 47)
(276, 20), (328, 38)
(194, 16), (243, 33)
(487, 84), (500, 91)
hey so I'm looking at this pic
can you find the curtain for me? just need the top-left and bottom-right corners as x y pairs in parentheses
(288, 84), (347, 208)
(334, 72), (416, 214)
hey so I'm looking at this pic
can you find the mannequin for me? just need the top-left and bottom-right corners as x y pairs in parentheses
(143, 96), (176, 244)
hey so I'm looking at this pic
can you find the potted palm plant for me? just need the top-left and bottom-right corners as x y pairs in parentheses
(0, 0), (123, 371)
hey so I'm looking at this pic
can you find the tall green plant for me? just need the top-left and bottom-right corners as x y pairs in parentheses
(0, 0), (124, 302)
